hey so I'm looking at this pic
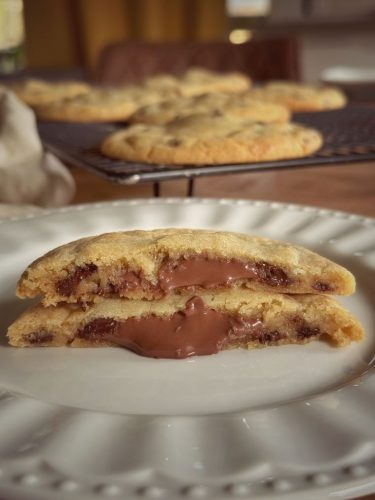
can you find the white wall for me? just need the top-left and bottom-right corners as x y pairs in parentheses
(300, 30), (375, 82)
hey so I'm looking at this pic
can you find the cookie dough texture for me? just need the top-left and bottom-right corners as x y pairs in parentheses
(144, 68), (251, 96)
(10, 79), (91, 107)
(35, 87), (179, 122)
(17, 229), (355, 305)
(101, 114), (322, 165)
(248, 81), (347, 112)
(130, 92), (290, 125)
(7, 290), (364, 348)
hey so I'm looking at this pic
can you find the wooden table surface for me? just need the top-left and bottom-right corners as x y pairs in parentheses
(70, 161), (375, 218)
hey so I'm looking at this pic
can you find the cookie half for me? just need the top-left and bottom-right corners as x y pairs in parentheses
(144, 68), (251, 97)
(35, 87), (179, 122)
(248, 81), (347, 112)
(7, 290), (364, 357)
(10, 79), (91, 107)
(17, 229), (355, 305)
(101, 114), (322, 165)
(130, 92), (290, 125)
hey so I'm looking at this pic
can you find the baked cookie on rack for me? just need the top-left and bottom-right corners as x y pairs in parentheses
(10, 79), (91, 107)
(35, 87), (179, 122)
(144, 68), (251, 97)
(248, 81), (347, 112)
(101, 114), (322, 165)
(130, 92), (290, 125)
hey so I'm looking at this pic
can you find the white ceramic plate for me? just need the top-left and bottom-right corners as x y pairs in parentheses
(0, 198), (374, 500)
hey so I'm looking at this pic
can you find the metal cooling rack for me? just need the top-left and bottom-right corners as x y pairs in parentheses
(37, 104), (375, 194)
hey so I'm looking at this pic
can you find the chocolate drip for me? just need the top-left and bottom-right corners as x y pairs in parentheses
(75, 297), (320, 359)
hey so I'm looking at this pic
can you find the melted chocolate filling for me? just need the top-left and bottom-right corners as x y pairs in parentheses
(76, 297), (320, 359)
(158, 257), (291, 291)
(57, 256), (292, 297)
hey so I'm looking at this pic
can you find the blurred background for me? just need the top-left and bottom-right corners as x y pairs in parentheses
(0, 0), (374, 214)
(0, 0), (375, 95)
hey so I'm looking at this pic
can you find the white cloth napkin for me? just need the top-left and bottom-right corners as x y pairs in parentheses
(0, 87), (75, 211)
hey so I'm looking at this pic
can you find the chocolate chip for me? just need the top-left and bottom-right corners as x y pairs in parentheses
(296, 325), (320, 339)
(167, 139), (182, 147)
(23, 330), (53, 344)
(254, 262), (291, 287)
(211, 109), (223, 117)
(77, 318), (119, 340)
(312, 281), (333, 292)
(56, 263), (97, 296)
(105, 282), (119, 294)
(77, 301), (90, 311)
(258, 330), (283, 344)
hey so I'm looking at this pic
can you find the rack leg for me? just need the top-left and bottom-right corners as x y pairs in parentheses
(153, 182), (160, 197)
(187, 178), (195, 197)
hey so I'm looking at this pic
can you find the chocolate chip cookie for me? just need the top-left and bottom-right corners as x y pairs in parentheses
(144, 68), (251, 97)
(7, 290), (364, 357)
(10, 79), (91, 107)
(130, 92), (290, 125)
(101, 114), (322, 165)
(35, 86), (179, 122)
(17, 229), (355, 306)
(248, 81), (347, 112)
